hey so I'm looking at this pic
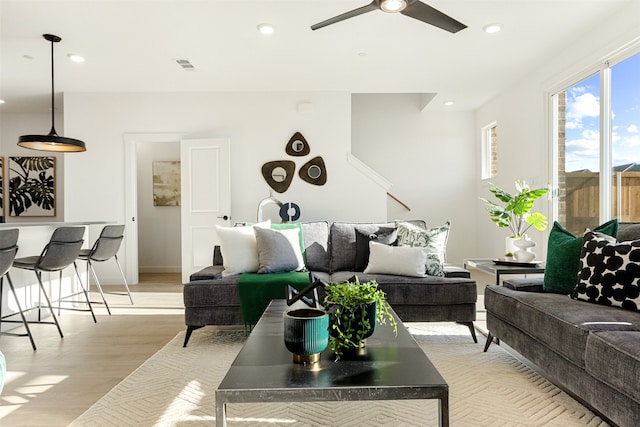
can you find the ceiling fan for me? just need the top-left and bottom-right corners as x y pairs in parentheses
(311, 0), (467, 33)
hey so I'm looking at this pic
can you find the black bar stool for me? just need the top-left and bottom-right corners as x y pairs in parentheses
(77, 225), (133, 315)
(12, 226), (96, 339)
(0, 229), (37, 350)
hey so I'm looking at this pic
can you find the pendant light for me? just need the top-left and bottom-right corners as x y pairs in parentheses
(17, 34), (86, 152)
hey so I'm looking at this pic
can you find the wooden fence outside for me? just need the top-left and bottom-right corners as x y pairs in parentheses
(563, 171), (640, 234)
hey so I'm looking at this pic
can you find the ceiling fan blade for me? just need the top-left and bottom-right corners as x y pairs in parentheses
(311, 2), (379, 30)
(401, 0), (467, 33)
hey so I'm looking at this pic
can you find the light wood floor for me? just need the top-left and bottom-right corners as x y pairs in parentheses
(0, 273), (188, 427)
(0, 270), (493, 426)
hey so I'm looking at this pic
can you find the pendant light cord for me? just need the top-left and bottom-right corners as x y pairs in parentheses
(49, 36), (57, 136)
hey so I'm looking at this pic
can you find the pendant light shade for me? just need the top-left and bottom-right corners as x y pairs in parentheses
(17, 34), (86, 152)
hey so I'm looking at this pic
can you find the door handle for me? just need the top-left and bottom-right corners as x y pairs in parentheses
(217, 215), (229, 220)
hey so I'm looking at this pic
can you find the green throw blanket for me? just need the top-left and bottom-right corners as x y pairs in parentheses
(238, 272), (311, 325)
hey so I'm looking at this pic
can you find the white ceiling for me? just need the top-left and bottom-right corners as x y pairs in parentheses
(0, 0), (633, 113)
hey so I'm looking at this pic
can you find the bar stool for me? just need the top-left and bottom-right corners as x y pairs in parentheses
(12, 226), (96, 339)
(0, 229), (37, 350)
(77, 225), (132, 315)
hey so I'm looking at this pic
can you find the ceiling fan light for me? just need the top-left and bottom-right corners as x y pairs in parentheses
(380, 0), (407, 13)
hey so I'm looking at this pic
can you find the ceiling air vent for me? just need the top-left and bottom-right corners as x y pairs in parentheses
(175, 59), (196, 71)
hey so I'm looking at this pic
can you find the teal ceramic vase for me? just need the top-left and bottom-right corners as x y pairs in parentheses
(283, 308), (329, 364)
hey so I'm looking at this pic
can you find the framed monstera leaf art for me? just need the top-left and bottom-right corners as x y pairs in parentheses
(9, 156), (56, 217)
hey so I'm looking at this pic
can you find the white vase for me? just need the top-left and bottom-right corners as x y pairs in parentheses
(504, 236), (523, 258)
(513, 236), (536, 262)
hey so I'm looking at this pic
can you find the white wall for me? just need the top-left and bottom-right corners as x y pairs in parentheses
(351, 94), (476, 264)
(474, 1), (640, 260)
(136, 141), (181, 273)
(62, 92), (389, 281)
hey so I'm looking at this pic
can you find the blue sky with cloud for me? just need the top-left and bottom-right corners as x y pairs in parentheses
(564, 53), (640, 172)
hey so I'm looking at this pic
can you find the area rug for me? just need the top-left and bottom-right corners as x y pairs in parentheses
(70, 324), (607, 426)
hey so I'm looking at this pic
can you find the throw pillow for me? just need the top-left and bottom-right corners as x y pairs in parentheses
(215, 221), (270, 276)
(354, 226), (397, 272)
(572, 230), (640, 311)
(271, 223), (306, 260)
(395, 220), (450, 264)
(364, 242), (428, 278)
(254, 227), (306, 274)
(543, 219), (618, 294)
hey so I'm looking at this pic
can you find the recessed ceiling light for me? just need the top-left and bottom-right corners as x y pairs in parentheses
(67, 53), (85, 63)
(257, 23), (275, 35)
(443, 100), (455, 107)
(483, 23), (502, 34)
(0, 99), (5, 104)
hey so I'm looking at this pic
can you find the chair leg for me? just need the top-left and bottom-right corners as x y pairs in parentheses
(87, 260), (111, 315)
(114, 255), (134, 304)
(35, 271), (64, 338)
(3, 274), (37, 350)
(73, 262), (97, 323)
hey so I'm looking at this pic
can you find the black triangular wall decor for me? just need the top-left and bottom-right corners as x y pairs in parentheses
(299, 156), (327, 186)
(285, 132), (311, 157)
(261, 160), (296, 193)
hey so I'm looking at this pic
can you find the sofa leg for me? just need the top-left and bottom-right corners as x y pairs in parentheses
(484, 333), (494, 352)
(457, 322), (477, 343)
(183, 325), (204, 347)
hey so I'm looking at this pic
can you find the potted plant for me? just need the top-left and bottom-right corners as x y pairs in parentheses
(480, 180), (549, 257)
(322, 278), (397, 360)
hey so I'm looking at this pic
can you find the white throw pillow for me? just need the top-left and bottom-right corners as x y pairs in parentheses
(364, 242), (428, 277)
(215, 221), (270, 276)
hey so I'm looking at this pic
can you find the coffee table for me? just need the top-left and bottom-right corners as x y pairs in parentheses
(215, 299), (449, 426)
(464, 258), (545, 286)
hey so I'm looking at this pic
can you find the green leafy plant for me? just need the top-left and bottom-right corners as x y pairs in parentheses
(480, 180), (549, 237)
(322, 279), (397, 359)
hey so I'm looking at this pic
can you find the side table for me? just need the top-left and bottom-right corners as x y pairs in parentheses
(463, 258), (545, 286)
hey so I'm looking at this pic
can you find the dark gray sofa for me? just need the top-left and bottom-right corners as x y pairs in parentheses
(484, 222), (640, 427)
(183, 220), (477, 346)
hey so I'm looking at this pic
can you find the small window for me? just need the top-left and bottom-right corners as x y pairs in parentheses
(481, 122), (498, 180)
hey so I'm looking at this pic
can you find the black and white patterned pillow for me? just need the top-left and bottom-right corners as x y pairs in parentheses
(572, 230), (640, 311)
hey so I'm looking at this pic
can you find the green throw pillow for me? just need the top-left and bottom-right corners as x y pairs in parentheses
(543, 219), (618, 294)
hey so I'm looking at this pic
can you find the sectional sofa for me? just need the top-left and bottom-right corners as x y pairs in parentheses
(484, 222), (640, 427)
(183, 220), (478, 346)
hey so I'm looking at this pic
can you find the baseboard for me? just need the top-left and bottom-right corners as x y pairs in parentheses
(139, 267), (181, 274)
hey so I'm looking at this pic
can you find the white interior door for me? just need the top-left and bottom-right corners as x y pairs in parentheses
(180, 138), (231, 283)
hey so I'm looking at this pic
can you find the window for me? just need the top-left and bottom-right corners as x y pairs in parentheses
(481, 122), (497, 180)
(553, 51), (640, 234)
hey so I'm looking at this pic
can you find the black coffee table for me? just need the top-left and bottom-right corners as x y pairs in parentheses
(215, 299), (449, 426)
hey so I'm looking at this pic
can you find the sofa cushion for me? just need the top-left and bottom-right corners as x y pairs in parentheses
(301, 221), (330, 273)
(189, 265), (224, 282)
(364, 242), (428, 277)
(617, 222), (640, 242)
(573, 230), (640, 311)
(354, 226), (397, 271)
(484, 285), (640, 367)
(543, 220), (618, 294)
(585, 331), (640, 401)
(183, 277), (241, 307)
(330, 271), (476, 306)
(254, 227), (305, 273)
